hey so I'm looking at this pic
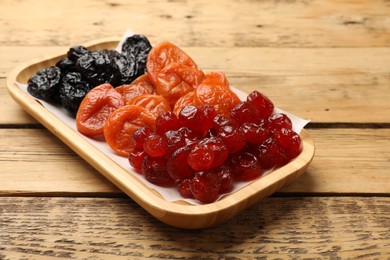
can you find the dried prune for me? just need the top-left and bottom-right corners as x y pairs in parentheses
(121, 34), (152, 62)
(109, 50), (137, 85)
(67, 46), (89, 62)
(59, 72), (92, 116)
(121, 34), (152, 79)
(27, 66), (62, 102)
(76, 50), (121, 87)
(56, 58), (77, 74)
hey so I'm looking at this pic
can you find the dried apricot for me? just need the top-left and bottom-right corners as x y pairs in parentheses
(146, 42), (204, 105)
(76, 83), (124, 136)
(115, 74), (155, 103)
(146, 42), (199, 85)
(127, 94), (171, 117)
(194, 72), (240, 117)
(103, 105), (156, 157)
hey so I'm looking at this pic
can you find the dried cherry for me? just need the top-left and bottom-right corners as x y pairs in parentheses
(142, 156), (174, 186)
(191, 171), (221, 204)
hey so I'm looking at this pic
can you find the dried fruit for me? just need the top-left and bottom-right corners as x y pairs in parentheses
(142, 156), (174, 186)
(59, 72), (92, 116)
(191, 171), (221, 204)
(143, 133), (168, 157)
(115, 74), (155, 103)
(230, 101), (260, 125)
(247, 90), (274, 120)
(155, 111), (182, 135)
(147, 42), (204, 105)
(127, 94), (171, 117)
(194, 72), (240, 117)
(76, 50), (121, 87)
(27, 66), (62, 102)
(178, 105), (216, 136)
(103, 105), (156, 156)
(76, 83), (124, 136)
(167, 145), (195, 182)
(231, 151), (263, 182)
(121, 34), (152, 79)
(128, 148), (146, 173)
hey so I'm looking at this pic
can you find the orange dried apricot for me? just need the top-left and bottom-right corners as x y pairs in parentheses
(115, 74), (155, 103)
(103, 105), (156, 157)
(194, 72), (240, 117)
(76, 83), (124, 136)
(127, 94), (171, 117)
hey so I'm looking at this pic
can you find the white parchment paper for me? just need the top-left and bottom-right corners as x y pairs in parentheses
(16, 30), (310, 205)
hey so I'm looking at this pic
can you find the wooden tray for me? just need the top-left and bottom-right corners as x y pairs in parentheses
(6, 37), (315, 229)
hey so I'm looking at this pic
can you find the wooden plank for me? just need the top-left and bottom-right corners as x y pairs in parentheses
(0, 196), (389, 258)
(0, 128), (389, 196)
(0, 0), (389, 47)
(2, 46), (390, 124)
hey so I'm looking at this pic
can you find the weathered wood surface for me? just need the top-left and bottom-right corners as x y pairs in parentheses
(1, 0), (389, 47)
(1, 0), (390, 257)
(0, 128), (389, 196)
(0, 197), (389, 259)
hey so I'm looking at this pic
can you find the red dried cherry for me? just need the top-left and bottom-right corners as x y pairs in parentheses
(167, 145), (195, 182)
(239, 122), (269, 144)
(268, 113), (292, 130)
(155, 111), (182, 135)
(187, 137), (228, 171)
(256, 137), (288, 169)
(247, 90), (274, 120)
(216, 125), (246, 153)
(211, 164), (234, 194)
(272, 128), (302, 160)
(164, 127), (199, 156)
(179, 105), (216, 135)
(143, 133), (167, 157)
(231, 151), (263, 182)
(191, 171), (221, 204)
(142, 156), (174, 186)
(177, 179), (195, 199)
(128, 148), (146, 173)
(187, 145), (214, 171)
(131, 127), (153, 149)
(230, 101), (260, 125)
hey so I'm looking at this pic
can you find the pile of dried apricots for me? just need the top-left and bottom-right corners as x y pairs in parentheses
(30, 35), (303, 204)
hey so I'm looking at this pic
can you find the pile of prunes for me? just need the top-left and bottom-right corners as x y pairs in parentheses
(27, 35), (152, 116)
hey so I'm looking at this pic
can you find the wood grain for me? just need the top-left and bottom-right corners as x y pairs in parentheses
(0, 128), (389, 196)
(0, 197), (389, 259)
(1, 0), (389, 47)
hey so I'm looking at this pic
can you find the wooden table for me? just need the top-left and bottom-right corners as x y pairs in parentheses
(1, 0), (389, 258)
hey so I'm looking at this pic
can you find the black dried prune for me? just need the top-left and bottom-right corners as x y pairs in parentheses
(121, 34), (152, 80)
(67, 46), (89, 62)
(27, 66), (62, 102)
(76, 50), (121, 87)
(59, 72), (92, 116)
(108, 50), (137, 85)
(56, 58), (77, 74)
(121, 34), (152, 61)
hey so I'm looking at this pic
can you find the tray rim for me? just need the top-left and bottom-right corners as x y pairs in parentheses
(6, 37), (315, 229)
